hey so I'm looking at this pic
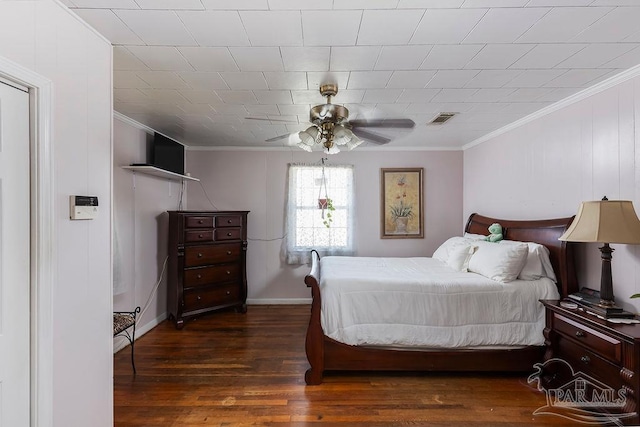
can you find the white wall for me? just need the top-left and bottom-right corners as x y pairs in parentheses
(464, 70), (640, 313)
(113, 116), (183, 342)
(186, 149), (464, 302)
(0, 1), (113, 426)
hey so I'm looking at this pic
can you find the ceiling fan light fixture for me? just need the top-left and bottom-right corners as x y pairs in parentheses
(298, 126), (319, 145)
(346, 134), (363, 151)
(325, 143), (340, 155)
(332, 124), (353, 146)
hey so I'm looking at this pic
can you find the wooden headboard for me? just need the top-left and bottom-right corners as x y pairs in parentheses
(465, 213), (578, 298)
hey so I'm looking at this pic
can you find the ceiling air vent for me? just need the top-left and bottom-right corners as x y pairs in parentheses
(428, 112), (456, 125)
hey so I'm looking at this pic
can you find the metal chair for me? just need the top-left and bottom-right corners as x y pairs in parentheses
(113, 307), (141, 374)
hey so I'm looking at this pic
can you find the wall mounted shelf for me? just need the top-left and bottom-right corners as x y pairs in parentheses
(121, 165), (200, 182)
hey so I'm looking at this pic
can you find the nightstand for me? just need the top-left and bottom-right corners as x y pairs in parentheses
(541, 300), (640, 424)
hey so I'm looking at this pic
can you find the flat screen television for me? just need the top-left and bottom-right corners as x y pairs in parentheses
(150, 133), (185, 175)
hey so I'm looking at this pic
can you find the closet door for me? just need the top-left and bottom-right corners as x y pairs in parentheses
(0, 79), (30, 426)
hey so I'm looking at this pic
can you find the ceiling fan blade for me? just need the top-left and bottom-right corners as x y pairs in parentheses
(350, 128), (391, 145)
(265, 134), (293, 142)
(349, 118), (415, 129)
(246, 117), (298, 123)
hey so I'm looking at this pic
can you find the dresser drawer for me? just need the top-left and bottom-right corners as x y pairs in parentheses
(556, 335), (623, 390)
(183, 263), (241, 288)
(183, 284), (241, 311)
(215, 215), (242, 228)
(185, 230), (214, 243)
(214, 227), (241, 241)
(184, 243), (242, 267)
(185, 216), (213, 228)
(555, 313), (621, 364)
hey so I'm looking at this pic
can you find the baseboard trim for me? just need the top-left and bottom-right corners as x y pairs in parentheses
(114, 311), (167, 353)
(246, 298), (311, 305)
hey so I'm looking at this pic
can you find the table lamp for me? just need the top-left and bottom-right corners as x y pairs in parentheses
(559, 197), (640, 307)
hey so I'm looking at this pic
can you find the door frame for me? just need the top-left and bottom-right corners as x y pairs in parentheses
(0, 55), (54, 427)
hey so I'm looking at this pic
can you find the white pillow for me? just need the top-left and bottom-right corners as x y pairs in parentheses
(464, 232), (487, 240)
(468, 240), (528, 283)
(500, 240), (556, 282)
(446, 244), (477, 272)
(432, 236), (470, 263)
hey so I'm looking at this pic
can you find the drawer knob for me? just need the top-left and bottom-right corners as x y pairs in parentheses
(197, 253), (203, 258)
(227, 232), (232, 236)
(226, 270), (231, 275)
(227, 251), (232, 255)
(197, 295), (202, 301)
(198, 234), (203, 238)
(197, 274), (202, 279)
(575, 331), (585, 338)
(227, 219), (232, 224)
(226, 291), (231, 295)
(580, 355), (590, 364)
(198, 220), (203, 224)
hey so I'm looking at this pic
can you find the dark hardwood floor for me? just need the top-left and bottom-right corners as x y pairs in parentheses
(114, 305), (579, 426)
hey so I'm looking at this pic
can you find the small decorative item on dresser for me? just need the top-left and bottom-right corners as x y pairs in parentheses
(167, 211), (249, 329)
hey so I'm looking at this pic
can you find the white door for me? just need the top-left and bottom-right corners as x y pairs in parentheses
(0, 79), (30, 426)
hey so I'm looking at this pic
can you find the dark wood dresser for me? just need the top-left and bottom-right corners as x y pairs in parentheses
(541, 300), (640, 424)
(167, 211), (249, 329)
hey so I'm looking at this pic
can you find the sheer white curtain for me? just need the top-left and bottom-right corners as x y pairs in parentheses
(284, 163), (355, 265)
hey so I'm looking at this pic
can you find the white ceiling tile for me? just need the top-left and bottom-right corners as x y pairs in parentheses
(211, 104), (250, 115)
(535, 87), (581, 102)
(464, 70), (522, 88)
(518, 7), (612, 43)
(178, 90), (223, 104)
(347, 71), (393, 89)
(357, 10), (424, 45)
(503, 69), (566, 87)
(268, 0), (332, 9)
(278, 104), (310, 116)
(177, 11), (250, 46)
(135, 0), (203, 9)
(139, 89), (190, 104)
(592, 0), (640, 4)
(499, 102), (549, 114)
(202, 0), (268, 9)
(509, 44), (587, 69)
(178, 72), (229, 90)
(500, 88), (554, 102)
(526, 0), (592, 5)
(263, 72), (308, 90)
(461, 0), (528, 6)
(215, 90), (258, 104)
(307, 72), (350, 90)
(387, 71), (437, 88)
(556, 43), (637, 68)
(178, 47), (239, 72)
(411, 9), (486, 44)
(544, 68), (612, 87)
(71, 0), (138, 8)
(177, 104), (216, 114)
(405, 103), (446, 114)
(572, 7), (640, 42)
(229, 47), (284, 71)
(465, 44), (535, 69)
(114, 88), (147, 103)
(114, 10), (195, 45)
(375, 46), (432, 70)
(398, 0), (464, 7)
(330, 46), (381, 71)
(426, 70), (479, 88)
(464, 103), (508, 112)
(137, 71), (192, 89)
(329, 89), (365, 104)
(292, 90), (320, 103)
(245, 104), (281, 115)
(420, 45), (483, 70)
(465, 88), (515, 102)
(333, 0), (399, 8)
(430, 88), (478, 102)
(362, 89), (403, 104)
(219, 72), (268, 90)
(114, 71), (151, 89)
(71, 9), (143, 44)
(281, 47), (330, 72)
(240, 11), (303, 46)
(113, 47), (148, 71)
(464, 8), (549, 43)
(302, 11), (362, 46)
(254, 90), (294, 104)
(127, 46), (194, 71)
(396, 89), (440, 103)
(601, 46), (640, 68)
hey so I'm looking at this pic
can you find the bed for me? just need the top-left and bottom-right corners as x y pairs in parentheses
(303, 213), (578, 385)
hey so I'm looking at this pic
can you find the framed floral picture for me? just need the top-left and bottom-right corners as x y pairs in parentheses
(380, 168), (424, 239)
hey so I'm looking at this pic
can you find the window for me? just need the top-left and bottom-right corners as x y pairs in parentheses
(285, 163), (355, 264)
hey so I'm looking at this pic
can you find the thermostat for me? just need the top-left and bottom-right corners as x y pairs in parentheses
(70, 195), (99, 220)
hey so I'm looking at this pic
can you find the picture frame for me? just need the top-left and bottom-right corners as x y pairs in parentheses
(380, 168), (424, 239)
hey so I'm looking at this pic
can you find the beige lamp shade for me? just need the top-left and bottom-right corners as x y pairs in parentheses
(559, 200), (640, 244)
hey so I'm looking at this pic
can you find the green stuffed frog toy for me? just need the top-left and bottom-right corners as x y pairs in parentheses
(485, 223), (503, 243)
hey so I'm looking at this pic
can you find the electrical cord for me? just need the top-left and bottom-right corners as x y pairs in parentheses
(198, 180), (219, 210)
(137, 255), (169, 325)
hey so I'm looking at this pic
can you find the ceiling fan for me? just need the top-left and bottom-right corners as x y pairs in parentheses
(250, 83), (415, 154)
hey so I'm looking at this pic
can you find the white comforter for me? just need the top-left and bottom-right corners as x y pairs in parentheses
(320, 256), (560, 348)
